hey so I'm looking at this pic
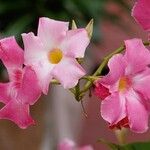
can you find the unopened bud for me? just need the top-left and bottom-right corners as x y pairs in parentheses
(71, 20), (77, 29)
(85, 19), (93, 39)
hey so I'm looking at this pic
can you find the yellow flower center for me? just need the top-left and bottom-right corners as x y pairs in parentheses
(48, 48), (63, 64)
(118, 77), (129, 91)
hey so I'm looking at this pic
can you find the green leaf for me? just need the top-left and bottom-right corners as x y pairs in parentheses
(98, 139), (150, 150)
(121, 141), (150, 150)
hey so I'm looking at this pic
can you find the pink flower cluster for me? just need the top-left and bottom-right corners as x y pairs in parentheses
(0, 17), (89, 128)
(0, 0), (149, 137)
(94, 0), (150, 133)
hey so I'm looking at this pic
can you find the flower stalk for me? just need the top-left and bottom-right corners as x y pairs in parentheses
(115, 128), (128, 145)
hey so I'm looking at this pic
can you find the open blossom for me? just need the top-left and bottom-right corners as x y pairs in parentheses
(132, 0), (150, 31)
(58, 139), (93, 150)
(22, 17), (90, 94)
(94, 38), (150, 133)
(0, 37), (41, 129)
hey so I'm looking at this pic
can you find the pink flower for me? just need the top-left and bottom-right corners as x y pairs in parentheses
(95, 38), (150, 133)
(0, 37), (41, 129)
(132, 0), (150, 31)
(22, 17), (90, 94)
(58, 139), (93, 150)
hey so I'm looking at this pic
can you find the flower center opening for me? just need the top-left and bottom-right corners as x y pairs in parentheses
(109, 116), (129, 130)
(118, 77), (130, 91)
(48, 48), (63, 64)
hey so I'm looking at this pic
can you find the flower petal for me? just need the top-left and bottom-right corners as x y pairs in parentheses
(133, 68), (150, 99)
(58, 139), (75, 150)
(101, 92), (126, 125)
(124, 38), (150, 74)
(31, 61), (54, 94)
(94, 81), (110, 100)
(0, 100), (35, 129)
(22, 32), (47, 65)
(0, 83), (11, 104)
(126, 89), (149, 133)
(51, 57), (85, 89)
(22, 33), (53, 94)
(0, 36), (24, 75)
(37, 17), (69, 48)
(101, 54), (126, 85)
(132, 0), (150, 31)
(17, 66), (41, 105)
(61, 29), (89, 58)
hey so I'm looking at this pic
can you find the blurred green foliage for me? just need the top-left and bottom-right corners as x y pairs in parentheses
(0, 0), (130, 41)
(99, 139), (150, 150)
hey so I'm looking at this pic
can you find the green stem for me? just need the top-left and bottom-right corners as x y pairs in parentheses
(81, 75), (101, 81)
(75, 80), (81, 101)
(51, 79), (60, 84)
(80, 45), (125, 94)
(115, 128), (128, 145)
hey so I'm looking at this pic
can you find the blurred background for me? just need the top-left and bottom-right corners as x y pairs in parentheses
(0, 0), (149, 150)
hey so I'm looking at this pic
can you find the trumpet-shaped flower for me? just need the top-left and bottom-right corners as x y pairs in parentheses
(22, 17), (90, 94)
(132, 0), (150, 31)
(95, 39), (150, 133)
(0, 37), (41, 129)
(58, 139), (93, 150)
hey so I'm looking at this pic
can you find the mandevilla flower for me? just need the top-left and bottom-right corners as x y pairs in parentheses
(58, 139), (93, 150)
(0, 37), (41, 129)
(94, 38), (150, 133)
(22, 17), (90, 94)
(132, 0), (150, 31)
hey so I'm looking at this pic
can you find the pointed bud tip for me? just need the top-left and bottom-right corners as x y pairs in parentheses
(86, 19), (94, 39)
(71, 20), (77, 29)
